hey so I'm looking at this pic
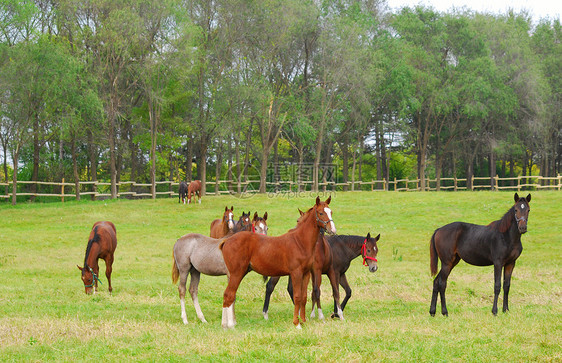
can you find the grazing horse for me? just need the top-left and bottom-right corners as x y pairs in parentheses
(220, 196), (336, 329)
(252, 212), (268, 235)
(171, 226), (269, 324)
(210, 206), (235, 238)
(262, 232), (380, 320)
(187, 180), (202, 204)
(77, 221), (117, 295)
(178, 181), (188, 204)
(429, 193), (531, 316)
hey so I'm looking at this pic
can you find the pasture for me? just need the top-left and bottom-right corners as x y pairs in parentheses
(0, 191), (560, 361)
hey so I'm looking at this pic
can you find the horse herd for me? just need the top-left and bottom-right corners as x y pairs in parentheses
(77, 191), (531, 329)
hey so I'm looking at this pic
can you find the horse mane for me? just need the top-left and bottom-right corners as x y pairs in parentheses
(83, 226), (101, 269)
(490, 207), (514, 233)
(330, 234), (366, 249)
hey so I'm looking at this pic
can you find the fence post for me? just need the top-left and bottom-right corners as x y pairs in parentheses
(517, 176), (521, 192)
(494, 174), (498, 191)
(394, 177), (397, 191)
(471, 175), (474, 191)
(454, 177), (457, 192)
(61, 178), (65, 203)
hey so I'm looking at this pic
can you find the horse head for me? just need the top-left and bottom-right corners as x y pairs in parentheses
(314, 196), (336, 234)
(236, 211), (252, 232)
(513, 193), (531, 234)
(252, 212), (268, 235)
(361, 232), (380, 273)
(77, 265), (98, 294)
(223, 206), (235, 230)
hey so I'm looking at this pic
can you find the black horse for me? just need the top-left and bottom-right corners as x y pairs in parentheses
(178, 181), (188, 204)
(262, 233), (380, 319)
(429, 193), (531, 316)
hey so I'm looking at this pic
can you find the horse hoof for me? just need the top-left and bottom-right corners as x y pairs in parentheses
(430, 313), (435, 317)
(296, 324), (302, 330)
(263, 312), (269, 320)
(331, 313), (339, 319)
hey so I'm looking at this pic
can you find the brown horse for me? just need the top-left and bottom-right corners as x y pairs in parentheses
(210, 206), (235, 238)
(430, 193), (531, 316)
(77, 221), (117, 295)
(220, 196), (336, 329)
(187, 180), (202, 204)
(252, 212), (268, 235)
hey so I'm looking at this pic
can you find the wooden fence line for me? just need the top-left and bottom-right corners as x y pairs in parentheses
(1, 174), (560, 202)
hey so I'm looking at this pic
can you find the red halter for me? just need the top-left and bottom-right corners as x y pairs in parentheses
(361, 238), (378, 266)
(252, 223), (256, 233)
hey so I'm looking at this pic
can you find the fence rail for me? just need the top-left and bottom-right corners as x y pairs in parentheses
(1, 174), (560, 202)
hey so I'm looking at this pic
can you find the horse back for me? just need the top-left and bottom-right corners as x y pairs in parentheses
(91, 221), (117, 255)
(434, 221), (512, 267)
(174, 233), (227, 275)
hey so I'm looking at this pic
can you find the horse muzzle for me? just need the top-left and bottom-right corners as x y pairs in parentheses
(369, 264), (378, 273)
(518, 224), (527, 234)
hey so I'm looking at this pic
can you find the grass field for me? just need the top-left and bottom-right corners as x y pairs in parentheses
(0, 191), (560, 362)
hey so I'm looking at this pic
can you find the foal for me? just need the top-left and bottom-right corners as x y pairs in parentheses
(77, 221), (117, 295)
(178, 181), (188, 204)
(187, 180), (202, 204)
(210, 206), (235, 238)
(220, 196), (336, 329)
(430, 193), (531, 316)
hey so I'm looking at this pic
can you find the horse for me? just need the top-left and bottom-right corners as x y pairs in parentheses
(187, 180), (202, 204)
(171, 219), (269, 324)
(178, 181), (188, 204)
(77, 221), (117, 295)
(252, 212), (268, 235)
(262, 232), (380, 320)
(231, 211), (252, 234)
(429, 193), (531, 316)
(220, 196), (336, 329)
(210, 206), (235, 238)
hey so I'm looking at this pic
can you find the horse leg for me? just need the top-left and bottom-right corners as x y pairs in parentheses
(222, 271), (244, 329)
(433, 255), (460, 317)
(334, 273), (351, 318)
(188, 269), (207, 323)
(289, 272), (304, 328)
(300, 271), (311, 324)
(286, 276), (295, 303)
(197, 191), (201, 204)
(178, 266), (190, 324)
(263, 276), (281, 320)
(311, 269), (324, 320)
(492, 263), (502, 315)
(327, 267), (343, 320)
(105, 255), (114, 295)
(502, 262), (516, 313)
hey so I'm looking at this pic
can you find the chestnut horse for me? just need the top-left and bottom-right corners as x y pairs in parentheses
(77, 221), (117, 295)
(172, 216), (268, 324)
(220, 196), (336, 329)
(430, 193), (531, 316)
(178, 181), (188, 204)
(187, 180), (202, 204)
(210, 206), (235, 238)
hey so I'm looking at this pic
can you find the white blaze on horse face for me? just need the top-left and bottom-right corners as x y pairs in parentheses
(228, 212), (234, 229)
(521, 204), (525, 209)
(324, 207), (336, 234)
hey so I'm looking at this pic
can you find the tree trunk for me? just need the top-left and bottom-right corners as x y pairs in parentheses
(273, 138), (279, 192)
(227, 134), (233, 192)
(234, 130), (241, 194)
(243, 119), (253, 182)
(186, 134), (193, 181)
(322, 140), (333, 193)
(489, 147), (496, 189)
(108, 101), (117, 199)
(149, 95), (157, 200)
(31, 118), (40, 202)
(11, 148), (20, 205)
(199, 134), (207, 196)
(87, 129), (98, 201)
(215, 137), (223, 195)
(71, 132), (80, 201)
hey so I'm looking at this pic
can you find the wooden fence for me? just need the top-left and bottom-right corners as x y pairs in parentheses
(1, 174), (561, 202)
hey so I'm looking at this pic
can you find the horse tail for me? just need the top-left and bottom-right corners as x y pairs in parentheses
(430, 230), (438, 276)
(172, 251), (180, 284)
(218, 239), (227, 251)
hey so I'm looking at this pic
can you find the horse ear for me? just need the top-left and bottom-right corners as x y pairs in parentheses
(263, 212), (268, 221)
(326, 195), (331, 205)
(526, 194), (531, 203)
(231, 206), (234, 211)
(77, 265), (83, 271)
(298, 208), (304, 216)
(514, 193), (519, 203)
(253, 212), (258, 221)
(366, 232), (371, 240)
(374, 234), (380, 242)
(225, 206), (228, 211)
(316, 196), (320, 205)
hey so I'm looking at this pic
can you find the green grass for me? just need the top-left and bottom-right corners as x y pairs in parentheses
(0, 191), (560, 361)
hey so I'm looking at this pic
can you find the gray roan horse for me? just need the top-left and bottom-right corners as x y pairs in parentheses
(171, 213), (268, 323)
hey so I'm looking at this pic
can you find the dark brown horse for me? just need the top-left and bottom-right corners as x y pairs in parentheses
(77, 221), (117, 295)
(430, 193), (531, 316)
(263, 232), (380, 320)
(178, 181), (188, 204)
(231, 211), (252, 234)
(220, 196), (336, 329)
(187, 180), (202, 204)
(210, 206), (235, 238)
(252, 212), (268, 235)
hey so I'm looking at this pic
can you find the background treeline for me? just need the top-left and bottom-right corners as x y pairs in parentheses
(1, 0), (560, 203)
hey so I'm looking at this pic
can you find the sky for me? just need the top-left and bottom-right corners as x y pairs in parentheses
(385, 0), (561, 22)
